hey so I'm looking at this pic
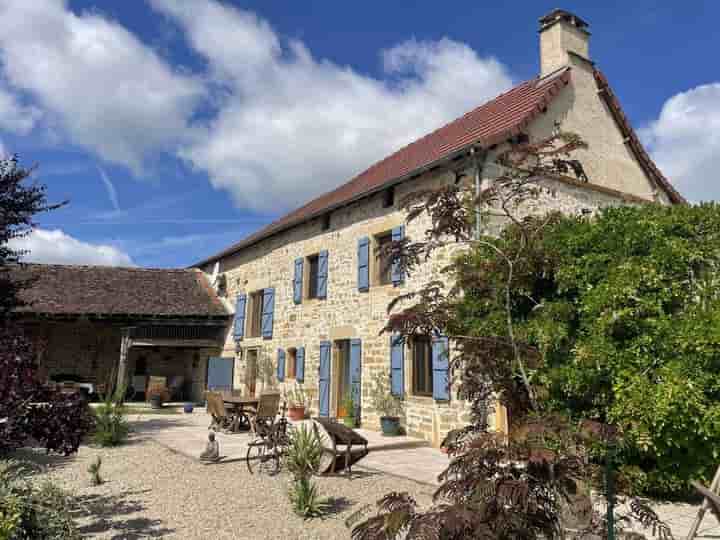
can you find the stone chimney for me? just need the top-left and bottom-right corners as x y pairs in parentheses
(539, 9), (591, 77)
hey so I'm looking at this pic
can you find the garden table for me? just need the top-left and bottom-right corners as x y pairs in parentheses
(223, 396), (259, 432)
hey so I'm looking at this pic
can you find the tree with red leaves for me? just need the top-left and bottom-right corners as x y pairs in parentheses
(0, 156), (93, 455)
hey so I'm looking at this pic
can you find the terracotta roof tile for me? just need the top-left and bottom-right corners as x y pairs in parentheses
(10, 264), (229, 318)
(195, 68), (572, 266)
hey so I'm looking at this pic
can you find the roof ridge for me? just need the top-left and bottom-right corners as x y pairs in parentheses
(16, 262), (194, 272)
(193, 68), (573, 267)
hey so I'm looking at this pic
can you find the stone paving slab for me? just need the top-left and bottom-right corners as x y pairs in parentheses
(128, 410), (720, 538)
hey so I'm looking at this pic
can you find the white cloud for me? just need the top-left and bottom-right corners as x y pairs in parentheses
(0, 0), (204, 172)
(150, 0), (513, 212)
(641, 83), (720, 202)
(9, 228), (134, 266)
(0, 83), (40, 134)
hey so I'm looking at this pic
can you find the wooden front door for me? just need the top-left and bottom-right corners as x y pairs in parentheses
(335, 340), (351, 417)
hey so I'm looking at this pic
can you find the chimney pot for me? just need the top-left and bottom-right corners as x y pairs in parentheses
(538, 9), (591, 77)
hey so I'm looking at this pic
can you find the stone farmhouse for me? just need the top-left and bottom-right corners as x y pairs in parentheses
(11, 10), (684, 447)
(191, 9), (684, 446)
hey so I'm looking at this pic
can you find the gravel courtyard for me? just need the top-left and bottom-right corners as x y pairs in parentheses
(19, 435), (434, 539)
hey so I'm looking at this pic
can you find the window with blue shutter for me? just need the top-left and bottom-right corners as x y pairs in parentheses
(277, 348), (285, 382)
(317, 250), (328, 299)
(358, 236), (370, 292)
(293, 258), (303, 304)
(233, 293), (246, 340)
(431, 335), (450, 401)
(350, 339), (362, 420)
(391, 225), (405, 286)
(261, 288), (275, 339)
(319, 341), (331, 416)
(296, 346), (305, 383)
(390, 334), (404, 397)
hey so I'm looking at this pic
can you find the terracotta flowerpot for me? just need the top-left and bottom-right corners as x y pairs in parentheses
(287, 406), (305, 421)
(528, 447), (557, 464)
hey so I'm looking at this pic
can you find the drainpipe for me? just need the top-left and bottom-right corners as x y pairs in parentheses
(470, 147), (488, 240)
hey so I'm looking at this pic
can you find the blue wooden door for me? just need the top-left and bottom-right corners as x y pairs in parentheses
(350, 339), (362, 421)
(207, 356), (234, 392)
(319, 341), (331, 417)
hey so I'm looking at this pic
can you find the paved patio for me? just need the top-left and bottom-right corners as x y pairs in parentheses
(128, 408), (720, 538)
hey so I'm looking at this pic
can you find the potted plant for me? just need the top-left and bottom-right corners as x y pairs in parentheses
(341, 392), (356, 428)
(369, 370), (403, 436)
(285, 384), (308, 421)
(183, 402), (194, 414)
(147, 389), (164, 409)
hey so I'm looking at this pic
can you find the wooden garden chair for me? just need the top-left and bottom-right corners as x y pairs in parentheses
(249, 392), (281, 437)
(687, 464), (720, 539)
(205, 391), (234, 432)
(312, 417), (369, 479)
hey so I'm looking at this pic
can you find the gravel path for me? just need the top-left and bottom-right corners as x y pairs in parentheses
(19, 436), (435, 539)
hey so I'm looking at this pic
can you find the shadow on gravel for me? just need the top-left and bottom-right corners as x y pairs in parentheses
(73, 489), (175, 539)
(9, 447), (76, 472)
(323, 496), (353, 516)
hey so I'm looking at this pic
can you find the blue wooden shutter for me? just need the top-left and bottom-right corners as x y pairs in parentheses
(391, 225), (405, 286)
(317, 250), (328, 299)
(233, 293), (246, 340)
(432, 335), (450, 401)
(293, 258), (303, 304)
(261, 288), (275, 339)
(350, 339), (362, 420)
(277, 348), (285, 382)
(319, 341), (331, 417)
(358, 236), (370, 292)
(296, 346), (305, 383)
(207, 356), (234, 392)
(390, 334), (404, 397)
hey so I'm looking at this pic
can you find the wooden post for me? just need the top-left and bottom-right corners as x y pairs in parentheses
(687, 464), (720, 540)
(117, 328), (131, 395)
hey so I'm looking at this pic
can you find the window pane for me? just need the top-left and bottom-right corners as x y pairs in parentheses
(308, 255), (319, 298)
(376, 234), (393, 285)
(413, 336), (432, 395)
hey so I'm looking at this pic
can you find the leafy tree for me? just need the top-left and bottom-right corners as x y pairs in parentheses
(0, 155), (93, 455)
(352, 134), (671, 539)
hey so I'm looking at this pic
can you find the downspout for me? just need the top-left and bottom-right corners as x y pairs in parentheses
(470, 147), (488, 240)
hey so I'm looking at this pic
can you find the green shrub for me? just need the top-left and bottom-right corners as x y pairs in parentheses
(0, 460), (78, 540)
(284, 425), (328, 519)
(92, 389), (129, 447)
(454, 203), (720, 497)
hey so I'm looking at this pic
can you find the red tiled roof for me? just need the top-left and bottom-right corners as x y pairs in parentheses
(195, 68), (572, 267)
(10, 264), (229, 318)
(195, 65), (683, 266)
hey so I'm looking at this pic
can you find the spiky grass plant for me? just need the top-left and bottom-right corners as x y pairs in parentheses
(284, 425), (329, 519)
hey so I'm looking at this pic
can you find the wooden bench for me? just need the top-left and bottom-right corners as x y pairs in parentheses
(312, 417), (369, 479)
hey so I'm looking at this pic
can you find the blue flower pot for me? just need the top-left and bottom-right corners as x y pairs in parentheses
(183, 403), (194, 414)
(380, 416), (400, 436)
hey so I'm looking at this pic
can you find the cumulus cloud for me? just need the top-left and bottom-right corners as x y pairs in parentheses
(150, 0), (513, 212)
(0, 0), (204, 172)
(0, 83), (40, 134)
(9, 228), (134, 266)
(641, 82), (720, 202)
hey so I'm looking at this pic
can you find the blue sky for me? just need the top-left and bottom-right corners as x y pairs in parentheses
(2, 1), (718, 268)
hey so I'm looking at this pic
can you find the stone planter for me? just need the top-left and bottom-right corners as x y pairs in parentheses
(287, 406), (305, 421)
(380, 416), (401, 436)
(149, 395), (163, 409)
